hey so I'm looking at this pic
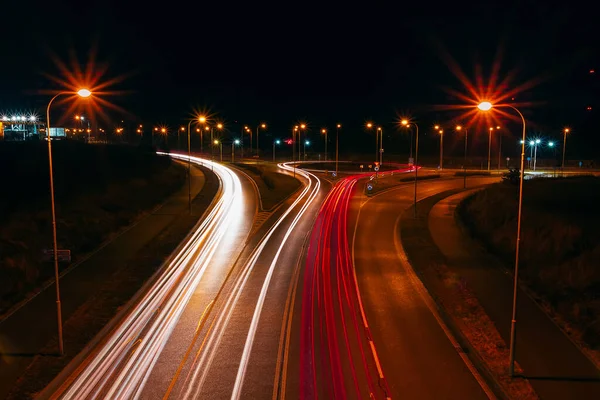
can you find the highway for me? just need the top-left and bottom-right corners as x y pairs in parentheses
(285, 174), (498, 399)
(44, 157), (331, 399)
(350, 177), (497, 399)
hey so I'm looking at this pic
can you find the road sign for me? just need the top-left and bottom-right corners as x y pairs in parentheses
(408, 157), (414, 165)
(374, 166), (380, 171)
(369, 175), (375, 181)
(332, 172), (337, 177)
(42, 249), (71, 263)
(367, 183), (373, 191)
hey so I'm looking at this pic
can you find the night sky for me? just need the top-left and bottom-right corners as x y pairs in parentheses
(1, 1), (598, 159)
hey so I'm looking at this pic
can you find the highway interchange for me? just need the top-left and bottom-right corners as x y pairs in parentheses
(43, 156), (501, 400)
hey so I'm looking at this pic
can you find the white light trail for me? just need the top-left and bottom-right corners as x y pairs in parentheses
(57, 154), (244, 399)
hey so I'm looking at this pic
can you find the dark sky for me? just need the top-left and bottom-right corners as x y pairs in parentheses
(1, 1), (598, 159)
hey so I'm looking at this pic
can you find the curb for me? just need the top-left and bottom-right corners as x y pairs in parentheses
(399, 186), (510, 400)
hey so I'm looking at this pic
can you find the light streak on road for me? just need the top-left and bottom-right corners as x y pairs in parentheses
(299, 167), (412, 400)
(178, 162), (323, 399)
(55, 154), (244, 399)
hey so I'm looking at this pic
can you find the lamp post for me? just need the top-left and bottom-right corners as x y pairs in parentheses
(179, 126), (185, 150)
(377, 127), (383, 166)
(549, 141), (556, 177)
(401, 119), (419, 217)
(273, 139), (280, 162)
(232, 139), (240, 162)
(299, 124), (306, 161)
(478, 100), (526, 378)
(488, 127), (494, 171)
(46, 88), (92, 356)
(366, 122), (376, 163)
(214, 139), (223, 161)
(321, 128), (328, 161)
(435, 125), (443, 170)
(456, 125), (468, 188)
(335, 124), (341, 176)
(562, 128), (570, 171)
(256, 123), (266, 158)
(533, 139), (541, 171)
(187, 116), (206, 214)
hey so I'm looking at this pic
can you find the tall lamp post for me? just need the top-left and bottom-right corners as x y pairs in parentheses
(187, 116), (206, 214)
(435, 125), (444, 170)
(335, 124), (341, 176)
(273, 139), (280, 162)
(488, 127), (494, 171)
(478, 101), (526, 378)
(46, 88), (92, 356)
(232, 139), (240, 162)
(456, 125), (468, 188)
(377, 127), (383, 166)
(401, 119), (419, 217)
(321, 128), (328, 161)
(214, 139), (223, 161)
(256, 123), (266, 158)
(292, 126), (298, 177)
(366, 122), (376, 163)
(562, 128), (570, 171)
(299, 124), (306, 161)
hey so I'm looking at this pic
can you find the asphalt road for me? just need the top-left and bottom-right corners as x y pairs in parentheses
(44, 158), (331, 400)
(347, 177), (498, 399)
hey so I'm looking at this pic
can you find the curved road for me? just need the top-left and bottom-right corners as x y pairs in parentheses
(349, 177), (498, 399)
(44, 158), (331, 400)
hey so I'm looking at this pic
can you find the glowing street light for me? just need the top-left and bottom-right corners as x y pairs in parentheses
(256, 123), (267, 158)
(214, 139), (223, 162)
(456, 125), (468, 188)
(562, 128), (571, 170)
(401, 119), (419, 217)
(321, 128), (328, 161)
(336, 124), (341, 176)
(45, 88), (92, 355)
(478, 100), (527, 378)
(273, 139), (281, 162)
(438, 128), (444, 170)
(232, 139), (240, 163)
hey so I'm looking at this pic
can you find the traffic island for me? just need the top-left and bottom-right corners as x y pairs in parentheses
(399, 188), (538, 400)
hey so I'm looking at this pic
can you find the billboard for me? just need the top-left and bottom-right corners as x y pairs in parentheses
(49, 127), (66, 137)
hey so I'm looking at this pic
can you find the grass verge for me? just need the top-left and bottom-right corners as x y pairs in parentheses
(0, 142), (185, 315)
(400, 190), (538, 399)
(232, 163), (301, 210)
(457, 176), (600, 367)
(6, 165), (219, 400)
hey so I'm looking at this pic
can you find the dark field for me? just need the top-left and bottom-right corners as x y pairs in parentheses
(458, 176), (600, 348)
(0, 142), (185, 314)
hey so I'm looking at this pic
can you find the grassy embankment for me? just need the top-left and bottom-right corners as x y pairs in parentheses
(232, 163), (301, 210)
(0, 142), (185, 314)
(458, 176), (600, 350)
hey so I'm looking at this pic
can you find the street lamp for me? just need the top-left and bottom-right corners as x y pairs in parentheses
(456, 125), (468, 188)
(232, 139), (240, 162)
(256, 123), (267, 158)
(488, 127), (495, 171)
(186, 115), (206, 214)
(377, 127), (383, 166)
(562, 128), (570, 170)
(46, 88), (92, 355)
(438, 128), (444, 170)
(321, 128), (328, 161)
(299, 124), (307, 160)
(366, 122), (377, 163)
(401, 119), (419, 217)
(478, 100), (526, 378)
(336, 124), (341, 176)
(292, 126), (299, 177)
(214, 139), (223, 161)
(273, 139), (281, 162)
(533, 139), (541, 171)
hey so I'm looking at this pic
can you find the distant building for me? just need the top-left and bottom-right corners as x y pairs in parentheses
(0, 113), (42, 140)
